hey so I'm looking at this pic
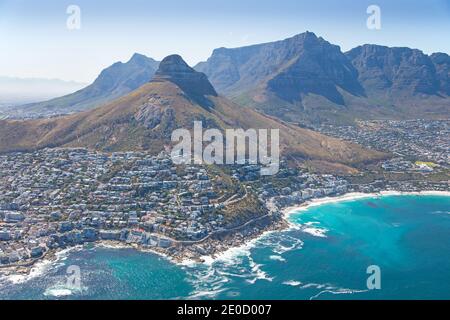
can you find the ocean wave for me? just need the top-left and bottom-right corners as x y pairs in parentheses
(43, 283), (88, 298)
(269, 255), (286, 262)
(309, 288), (369, 300)
(1, 246), (83, 286)
(187, 236), (276, 298)
(281, 278), (368, 300)
(188, 287), (228, 300)
(258, 233), (304, 255)
(283, 280), (302, 287)
(4, 259), (56, 285)
(246, 259), (273, 284)
(300, 222), (328, 238)
(431, 210), (450, 215)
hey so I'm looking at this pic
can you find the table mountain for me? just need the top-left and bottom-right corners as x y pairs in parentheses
(430, 52), (450, 96)
(196, 32), (450, 124)
(346, 45), (440, 96)
(196, 32), (363, 105)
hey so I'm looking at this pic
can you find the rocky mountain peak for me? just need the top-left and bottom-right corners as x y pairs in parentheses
(128, 53), (155, 66)
(156, 54), (193, 74)
(153, 55), (217, 108)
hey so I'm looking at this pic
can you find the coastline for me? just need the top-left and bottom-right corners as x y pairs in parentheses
(282, 190), (450, 219)
(1, 190), (449, 284)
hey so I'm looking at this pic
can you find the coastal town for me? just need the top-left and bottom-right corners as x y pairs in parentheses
(1, 117), (448, 271)
(0, 148), (238, 266)
(316, 119), (449, 168)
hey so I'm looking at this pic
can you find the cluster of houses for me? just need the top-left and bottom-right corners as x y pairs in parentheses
(1, 120), (448, 266)
(317, 120), (449, 167)
(0, 148), (228, 266)
(256, 171), (350, 209)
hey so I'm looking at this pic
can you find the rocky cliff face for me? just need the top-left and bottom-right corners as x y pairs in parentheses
(346, 45), (440, 96)
(431, 52), (450, 96)
(153, 55), (217, 108)
(196, 32), (450, 123)
(266, 33), (364, 105)
(196, 32), (363, 104)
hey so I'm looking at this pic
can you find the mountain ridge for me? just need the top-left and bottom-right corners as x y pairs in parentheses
(5, 32), (448, 124)
(5, 54), (160, 118)
(0, 55), (386, 174)
(195, 32), (450, 124)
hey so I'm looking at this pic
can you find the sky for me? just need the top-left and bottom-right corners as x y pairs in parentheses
(1, 0), (450, 83)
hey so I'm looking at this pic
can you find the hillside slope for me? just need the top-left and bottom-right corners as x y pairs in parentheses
(0, 55), (385, 173)
(6, 54), (159, 118)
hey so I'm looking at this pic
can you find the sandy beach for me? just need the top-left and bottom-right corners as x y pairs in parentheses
(282, 190), (450, 219)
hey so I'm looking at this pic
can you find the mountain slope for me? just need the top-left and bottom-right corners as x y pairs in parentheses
(346, 45), (440, 96)
(0, 55), (384, 173)
(195, 32), (363, 105)
(196, 32), (450, 124)
(8, 54), (159, 118)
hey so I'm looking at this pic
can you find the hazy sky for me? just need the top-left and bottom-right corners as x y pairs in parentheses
(1, 0), (449, 83)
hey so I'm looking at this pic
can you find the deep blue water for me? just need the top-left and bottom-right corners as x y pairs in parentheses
(1, 195), (449, 300)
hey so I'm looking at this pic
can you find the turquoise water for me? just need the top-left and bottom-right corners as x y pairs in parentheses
(1, 195), (449, 300)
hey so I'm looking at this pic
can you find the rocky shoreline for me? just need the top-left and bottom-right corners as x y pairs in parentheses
(0, 211), (288, 279)
(1, 190), (449, 281)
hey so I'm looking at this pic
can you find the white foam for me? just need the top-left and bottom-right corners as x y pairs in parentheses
(43, 283), (86, 298)
(2, 246), (82, 285)
(301, 227), (328, 238)
(246, 259), (273, 284)
(44, 288), (74, 297)
(188, 288), (227, 300)
(269, 255), (286, 262)
(5, 258), (54, 285)
(309, 288), (369, 300)
(432, 210), (450, 215)
(283, 280), (302, 287)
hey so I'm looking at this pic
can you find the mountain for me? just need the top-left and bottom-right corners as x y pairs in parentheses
(152, 54), (217, 108)
(0, 55), (385, 174)
(196, 32), (363, 105)
(430, 52), (450, 96)
(346, 45), (440, 96)
(0, 76), (86, 105)
(196, 32), (450, 124)
(5, 54), (159, 118)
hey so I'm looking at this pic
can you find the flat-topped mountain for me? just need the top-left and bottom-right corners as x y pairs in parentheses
(0, 55), (385, 174)
(430, 52), (450, 96)
(196, 32), (450, 124)
(195, 32), (363, 105)
(346, 45), (440, 96)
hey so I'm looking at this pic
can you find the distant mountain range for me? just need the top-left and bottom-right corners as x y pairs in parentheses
(4, 32), (449, 124)
(0, 55), (385, 173)
(2, 54), (159, 118)
(0, 76), (86, 106)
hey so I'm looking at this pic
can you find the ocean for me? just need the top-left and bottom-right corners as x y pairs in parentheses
(1, 194), (449, 300)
